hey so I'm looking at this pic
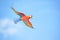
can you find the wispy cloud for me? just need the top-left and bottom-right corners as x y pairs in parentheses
(0, 18), (22, 35)
(0, 18), (9, 28)
(6, 28), (18, 35)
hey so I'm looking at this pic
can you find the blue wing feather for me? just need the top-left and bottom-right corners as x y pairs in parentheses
(14, 19), (21, 24)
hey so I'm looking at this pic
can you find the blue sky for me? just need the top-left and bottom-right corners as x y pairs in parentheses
(0, 0), (60, 40)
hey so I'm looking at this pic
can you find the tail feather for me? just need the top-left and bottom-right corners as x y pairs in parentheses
(14, 19), (21, 24)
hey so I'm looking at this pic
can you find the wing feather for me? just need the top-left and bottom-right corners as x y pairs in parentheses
(23, 20), (33, 28)
(11, 7), (26, 17)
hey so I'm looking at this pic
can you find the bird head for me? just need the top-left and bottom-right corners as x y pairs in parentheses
(27, 15), (32, 19)
(29, 15), (32, 18)
(28, 15), (32, 19)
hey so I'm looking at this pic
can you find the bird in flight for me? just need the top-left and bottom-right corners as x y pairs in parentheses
(11, 7), (33, 28)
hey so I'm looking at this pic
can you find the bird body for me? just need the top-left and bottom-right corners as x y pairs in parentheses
(11, 7), (33, 28)
(21, 16), (29, 21)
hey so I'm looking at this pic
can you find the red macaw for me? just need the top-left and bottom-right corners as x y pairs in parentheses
(11, 7), (33, 28)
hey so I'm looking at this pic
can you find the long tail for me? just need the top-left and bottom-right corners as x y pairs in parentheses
(11, 7), (18, 13)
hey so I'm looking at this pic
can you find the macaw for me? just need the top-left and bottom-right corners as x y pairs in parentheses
(11, 7), (33, 28)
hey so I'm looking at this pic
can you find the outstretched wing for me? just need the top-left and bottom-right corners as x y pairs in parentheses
(23, 20), (33, 28)
(11, 7), (26, 17)
(18, 12), (26, 17)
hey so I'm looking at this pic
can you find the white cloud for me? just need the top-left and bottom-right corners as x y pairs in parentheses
(0, 18), (22, 35)
(6, 28), (18, 35)
(1, 18), (9, 27)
